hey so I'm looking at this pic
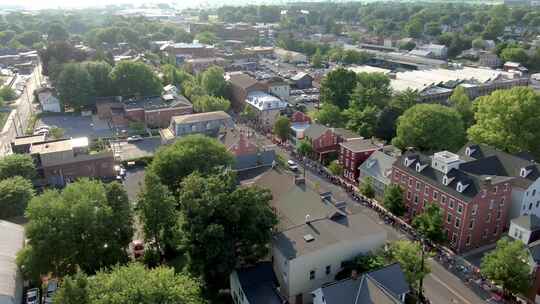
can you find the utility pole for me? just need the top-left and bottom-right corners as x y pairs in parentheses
(418, 239), (425, 303)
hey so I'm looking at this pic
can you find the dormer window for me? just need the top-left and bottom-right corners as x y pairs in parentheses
(404, 157), (412, 167)
(465, 146), (476, 157)
(520, 167), (531, 178)
(415, 162), (426, 172)
(443, 175), (449, 186)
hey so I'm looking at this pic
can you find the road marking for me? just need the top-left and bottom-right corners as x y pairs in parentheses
(428, 272), (473, 304)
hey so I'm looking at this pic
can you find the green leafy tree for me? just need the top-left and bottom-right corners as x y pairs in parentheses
(240, 104), (257, 121)
(390, 89), (419, 113)
(110, 61), (162, 96)
(341, 50), (371, 65)
(374, 106), (401, 142)
(350, 72), (392, 110)
(47, 23), (69, 42)
(49, 127), (65, 139)
(273, 116), (291, 142)
(137, 172), (178, 258)
(388, 240), (430, 289)
(472, 38), (485, 50)
(392, 104), (466, 152)
(360, 176), (375, 199)
(56, 63), (95, 111)
(311, 48), (323, 68)
(482, 18), (505, 40)
(17, 179), (133, 280)
(468, 87), (540, 158)
(195, 31), (218, 44)
(314, 103), (344, 127)
(383, 184), (406, 216)
(344, 105), (379, 138)
(0, 176), (34, 220)
(55, 264), (206, 304)
(481, 238), (530, 296)
(412, 203), (445, 243)
(0, 86), (17, 101)
(17, 31), (41, 47)
(500, 47), (528, 64)
(398, 41), (416, 51)
(320, 67), (357, 109)
(201, 66), (228, 97)
(84, 61), (113, 97)
(178, 171), (277, 282)
(193, 95), (230, 112)
(296, 139), (313, 157)
(425, 21), (442, 36)
(162, 65), (194, 88)
(149, 135), (234, 192)
(328, 160), (344, 176)
(449, 86), (474, 128)
(405, 18), (423, 38)
(0, 154), (36, 180)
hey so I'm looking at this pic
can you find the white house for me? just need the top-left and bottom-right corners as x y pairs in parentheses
(263, 77), (290, 100)
(272, 211), (387, 304)
(37, 88), (61, 113)
(245, 91), (288, 129)
(509, 214), (540, 245)
(311, 263), (410, 304)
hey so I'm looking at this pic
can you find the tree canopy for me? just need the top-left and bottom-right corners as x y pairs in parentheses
(56, 63), (96, 111)
(449, 86), (474, 129)
(320, 67), (357, 109)
(110, 61), (162, 96)
(149, 135), (234, 192)
(481, 238), (530, 295)
(54, 263), (206, 304)
(388, 240), (430, 289)
(0, 154), (36, 180)
(314, 103), (344, 127)
(468, 87), (540, 158)
(273, 116), (291, 142)
(0, 176), (34, 220)
(193, 95), (230, 113)
(412, 203), (445, 243)
(392, 104), (466, 152)
(17, 180), (133, 280)
(178, 171), (277, 282)
(383, 184), (406, 216)
(200, 66), (228, 97)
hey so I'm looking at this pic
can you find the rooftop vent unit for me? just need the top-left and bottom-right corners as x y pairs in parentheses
(303, 234), (315, 242)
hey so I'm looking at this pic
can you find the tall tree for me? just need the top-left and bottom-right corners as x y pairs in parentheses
(383, 184), (406, 216)
(110, 61), (163, 96)
(149, 135), (234, 192)
(201, 66), (228, 97)
(56, 63), (95, 111)
(273, 116), (291, 142)
(374, 106), (401, 142)
(137, 172), (178, 258)
(311, 48), (323, 68)
(350, 72), (392, 110)
(412, 203), (445, 243)
(481, 238), (530, 296)
(178, 171), (277, 282)
(17, 179), (133, 280)
(0, 176), (34, 220)
(0, 154), (36, 180)
(320, 67), (357, 109)
(360, 176), (375, 199)
(449, 86), (474, 128)
(315, 103), (344, 127)
(193, 95), (230, 113)
(84, 61), (113, 97)
(468, 87), (540, 158)
(344, 105), (379, 138)
(390, 89), (419, 113)
(55, 264), (206, 304)
(500, 47), (528, 64)
(388, 240), (430, 289)
(392, 104), (466, 152)
(47, 23), (69, 42)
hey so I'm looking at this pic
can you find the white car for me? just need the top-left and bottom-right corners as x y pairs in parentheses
(287, 160), (299, 171)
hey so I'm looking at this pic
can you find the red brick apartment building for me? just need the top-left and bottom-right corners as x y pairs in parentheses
(339, 138), (383, 183)
(392, 150), (512, 253)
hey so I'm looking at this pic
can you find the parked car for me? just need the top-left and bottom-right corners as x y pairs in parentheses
(34, 125), (50, 132)
(287, 160), (299, 171)
(131, 240), (145, 259)
(33, 129), (49, 136)
(25, 288), (40, 304)
(44, 280), (58, 303)
(127, 135), (143, 143)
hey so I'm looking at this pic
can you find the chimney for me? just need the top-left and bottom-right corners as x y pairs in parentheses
(351, 269), (359, 280)
(305, 214), (311, 224)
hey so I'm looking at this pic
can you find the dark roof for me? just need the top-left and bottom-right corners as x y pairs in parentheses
(236, 262), (283, 304)
(395, 151), (512, 202)
(320, 263), (409, 304)
(512, 214), (540, 231)
(235, 150), (276, 171)
(529, 240), (540, 263)
(124, 95), (192, 111)
(458, 143), (540, 189)
(304, 123), (330, 140)
(333, 128), (361, 140)
(340, 138), (383, 153)
(228, 72), (259, 89)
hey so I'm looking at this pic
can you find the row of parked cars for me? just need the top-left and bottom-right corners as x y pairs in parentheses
(25, 279), (58, 304)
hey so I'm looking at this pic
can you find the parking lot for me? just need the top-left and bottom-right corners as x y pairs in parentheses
(37, 113), (113, 139)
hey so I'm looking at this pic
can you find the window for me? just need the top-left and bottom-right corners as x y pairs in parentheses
(416, 181), (420, 191)
(423, 199), (428, 207)
(504, 183), (509, 192)
(466, 234), (471, 245)
(309, 270), (315, 280)
(497, 210), (501, 219)
(414, 195), (419, 204)
(325, 265), (331, 275)
(433, 191), (438, 201)
(493, 226), (498, 235)
(401, 175), (406, 184)
(447, 213), (452, 224)
(448, 199), (454, 209)
(457, 204), (463, 214)
(408, 177), (413, 187)
(455, 218), (461, 228)
(481, 189), (487, 198)
(537, 201), (540, 208)
(534, 190), (537, 196)
(471, 204), (478, 216)
(407, 191), (411, 200)
(493, 186), (498, 194)
(530, 203), (533, 210)
(486, 213), (491, 223)
(441, 195), (447, 205)
(451, 233), (457, 243)
(489, 200), (495, 210)
(394, 172), (400, 180)
(482, 229), (488, 239)
(469, 219), (475, 229)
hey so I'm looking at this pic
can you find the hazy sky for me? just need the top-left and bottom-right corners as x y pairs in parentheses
(1, 0), (177, 9)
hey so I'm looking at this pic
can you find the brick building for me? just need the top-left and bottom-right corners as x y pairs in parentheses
(392, 150), (513, 253)
(225, 72), (267, 111)
(339, 138), (383, 183)
(302, 124), (359, 163)
(290, 111), (311, 124)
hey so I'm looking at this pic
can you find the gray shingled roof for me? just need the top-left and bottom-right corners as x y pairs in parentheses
(304, 123), (330, 140)
(236, 262), (283, 304)
(320, 263), (409, 304)
(234, 150), (276, 171)
(228, 72), (259, 89)
(359, 151), (396, 186)
(340, 138), (382, 153)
